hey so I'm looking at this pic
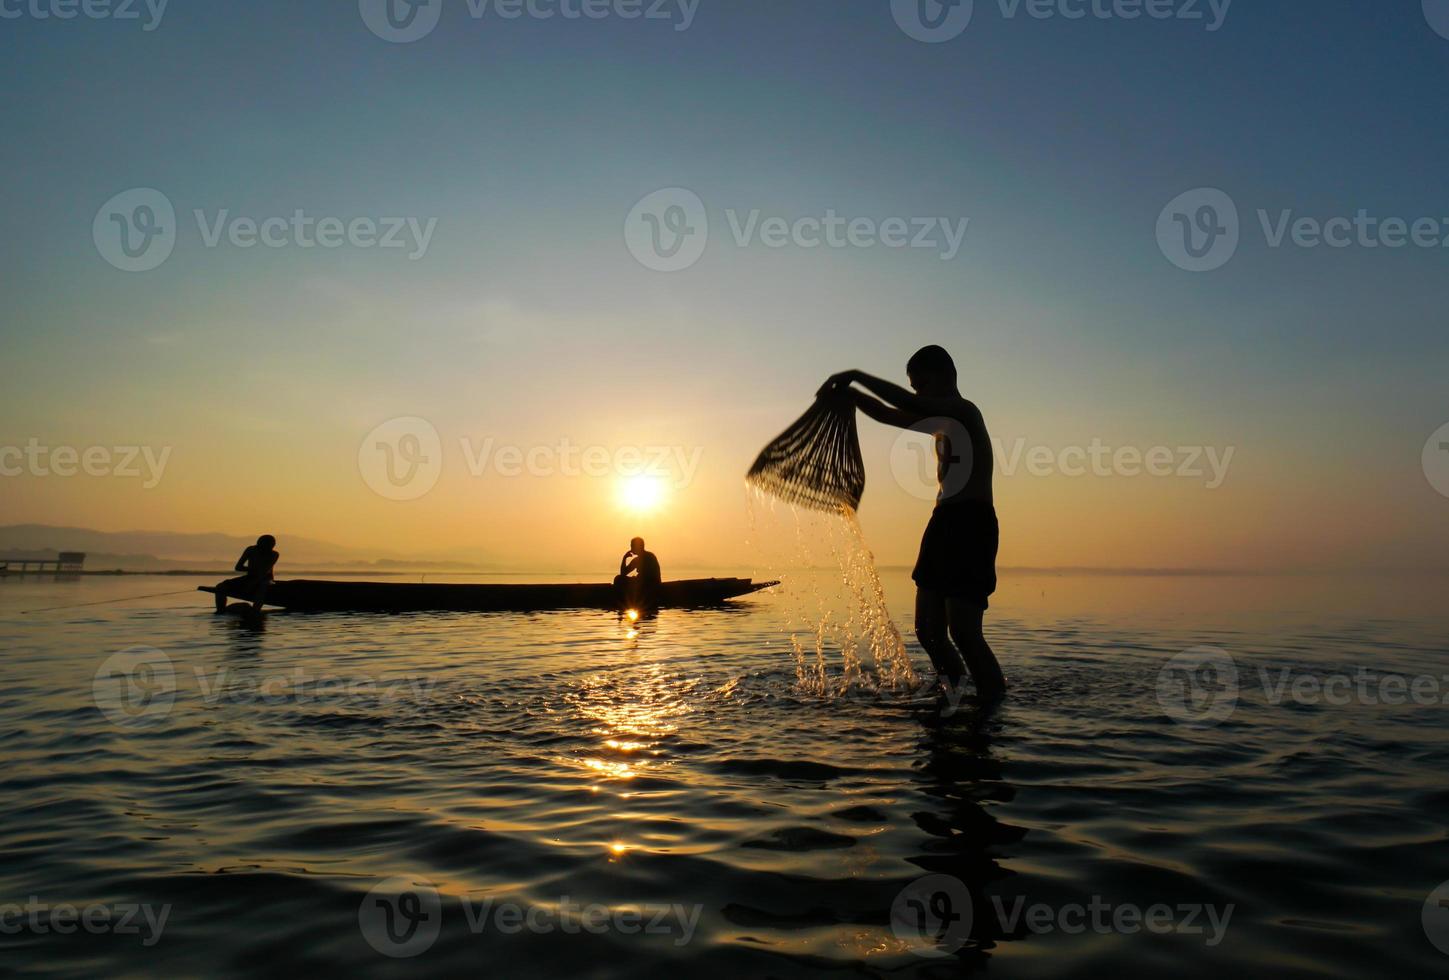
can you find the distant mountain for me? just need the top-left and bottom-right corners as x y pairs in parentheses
(0, 525), (500, 572)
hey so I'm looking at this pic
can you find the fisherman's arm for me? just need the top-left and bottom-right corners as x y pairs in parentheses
(850, 390), (921, 429)
(820, 370), (941, 415)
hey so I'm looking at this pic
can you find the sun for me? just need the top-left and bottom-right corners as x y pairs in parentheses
(617, 475), (666, 512)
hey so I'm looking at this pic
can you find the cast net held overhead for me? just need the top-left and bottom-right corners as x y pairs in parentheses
(746, 393), (865, 513)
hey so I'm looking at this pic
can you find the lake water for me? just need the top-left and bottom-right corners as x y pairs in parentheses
(2, 567), (1447, 977)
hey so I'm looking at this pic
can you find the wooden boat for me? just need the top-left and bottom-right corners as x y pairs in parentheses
(199, 577), (778, 613)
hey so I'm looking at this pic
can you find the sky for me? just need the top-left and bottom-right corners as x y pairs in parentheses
(2, 0), (1448, 572)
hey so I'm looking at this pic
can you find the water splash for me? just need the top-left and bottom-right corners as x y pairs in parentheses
(747, 490), (918, 696)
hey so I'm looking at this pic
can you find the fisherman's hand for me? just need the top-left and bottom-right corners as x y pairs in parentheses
(817, 370), (859, 398)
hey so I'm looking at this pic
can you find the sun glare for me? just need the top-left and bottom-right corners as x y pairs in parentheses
(618, 475), (666, 512)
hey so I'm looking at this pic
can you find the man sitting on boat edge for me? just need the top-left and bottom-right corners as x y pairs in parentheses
(214, 535), (279, 613)
(614, 536), (661, 610)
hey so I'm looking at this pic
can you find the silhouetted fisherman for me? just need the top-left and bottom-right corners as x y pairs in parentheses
(614, 536), (662, 609)
(819, 346), (1006, 700)
(214, 535), (279, 613)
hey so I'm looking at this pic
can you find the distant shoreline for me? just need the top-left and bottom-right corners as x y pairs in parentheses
(0, 566), (1411, 580)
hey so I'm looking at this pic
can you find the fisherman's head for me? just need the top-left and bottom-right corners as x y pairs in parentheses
(257, 535), (277, 550)
(907, 345), (958, 397)
(630, 536), (646, 554)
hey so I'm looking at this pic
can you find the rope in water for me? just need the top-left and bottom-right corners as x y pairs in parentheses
(17, 588), (200, 615)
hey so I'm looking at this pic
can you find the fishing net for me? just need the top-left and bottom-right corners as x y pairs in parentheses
(747, 391), (865, 512)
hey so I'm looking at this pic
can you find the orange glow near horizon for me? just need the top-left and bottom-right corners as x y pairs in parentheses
(2, 360), (1445, 574)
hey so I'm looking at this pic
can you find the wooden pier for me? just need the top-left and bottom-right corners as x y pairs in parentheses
(0, 552), (87, 575)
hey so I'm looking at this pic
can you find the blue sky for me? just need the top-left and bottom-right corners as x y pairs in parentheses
(1, 0), (1447, 570)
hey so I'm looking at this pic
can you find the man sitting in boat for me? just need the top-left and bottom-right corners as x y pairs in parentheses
(614, 537), (662, 609)
(214, 535), (279, 613)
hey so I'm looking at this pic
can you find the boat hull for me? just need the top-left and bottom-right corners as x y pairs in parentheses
(199, 578), (777, 613)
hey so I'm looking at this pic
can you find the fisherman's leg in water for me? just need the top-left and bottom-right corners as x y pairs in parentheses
(915, 588), (967, 688)
(948, 599), (1006, 701)
(214, 575), (246, 613)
